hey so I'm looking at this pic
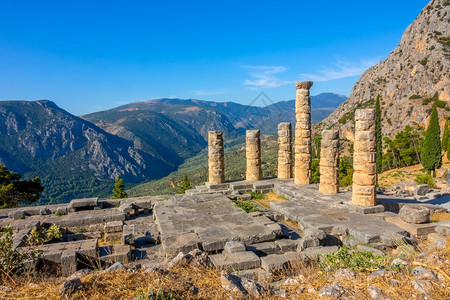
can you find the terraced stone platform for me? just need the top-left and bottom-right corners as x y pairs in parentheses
(153, 194), (281, 257)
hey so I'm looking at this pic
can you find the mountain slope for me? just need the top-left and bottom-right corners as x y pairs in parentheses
(0, 100), (172, 203)
(316, 0), (449, 140)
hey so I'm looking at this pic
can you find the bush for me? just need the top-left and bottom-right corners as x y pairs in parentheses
(233, 199), (260, 213)
(409, 94), (422, 99)
(319, 246), (393, 272)
(0, 224), (61, 277)
(414, 173), (435, 188)
(248, 192), (266, 200)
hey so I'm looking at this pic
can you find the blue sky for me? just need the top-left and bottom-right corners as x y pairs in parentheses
(0, 0), (430, 115)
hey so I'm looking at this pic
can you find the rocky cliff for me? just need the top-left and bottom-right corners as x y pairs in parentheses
(316, 0), (449, 140)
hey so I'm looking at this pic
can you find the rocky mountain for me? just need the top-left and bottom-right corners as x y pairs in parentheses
(0, 100), (172, 203)
(316, 0), (449, 140)
(0, 93), (345, 204)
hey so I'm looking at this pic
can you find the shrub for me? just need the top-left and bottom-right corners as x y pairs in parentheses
(318, 246), (393, 272)
(409, 94), (422, 99)
(0, 224), (61, 277)
(248, 192), (266, 200)
(414, 173), (435, 188)
(233, 200), (260, 213)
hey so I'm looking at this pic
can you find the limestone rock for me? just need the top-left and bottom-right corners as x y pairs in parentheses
(411, 280), (433, 295)
(220, 270), (265, 298)
(398, 204), (430, 224)
(59, 273), (84, 295)
(328, 268), (356, 281)
(105, 262), (125, 272)
(367, 285), (392, 300)
(411, 266), (438, 281)
(318, 282), (345, 299)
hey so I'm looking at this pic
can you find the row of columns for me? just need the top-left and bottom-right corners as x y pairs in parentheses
(207, 81), (377, 207)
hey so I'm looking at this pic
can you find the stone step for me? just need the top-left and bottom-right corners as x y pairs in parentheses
(209, 251), (261, 271)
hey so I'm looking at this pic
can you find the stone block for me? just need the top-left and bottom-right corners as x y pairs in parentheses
(274, 239), (298, 253)
(399, 204), (430, 224)
(205, 182), (230, 190)
(435, 221), (450, 236)
(297, 236), (320, 251)
(69, 198), (98, 211)
(246, 241), (279, 256)
(260, 254), (288, 272)
(298, 246), (339, 260)
(224, 241), (246, 255)
(61, 251), (77, 277)
(415, 184), (429, 196)
(104, 221), (124, 233)
(8, 210), (25, 220)
(209, 251), (261, 271)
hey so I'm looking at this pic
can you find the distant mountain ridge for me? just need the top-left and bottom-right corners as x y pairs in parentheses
(0, 92), (345, 204)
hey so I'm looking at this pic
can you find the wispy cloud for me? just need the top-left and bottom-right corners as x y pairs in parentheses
(191, 89), (228, 96)
(300, 58), (381, 82)
(241, 65), (291, 89)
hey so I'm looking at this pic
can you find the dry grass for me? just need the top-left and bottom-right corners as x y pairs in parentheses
(254, 192), (288, 209)
(1, 239), (449, 299)
(431, 212), (450, 222)
(378, 156), (450, 187)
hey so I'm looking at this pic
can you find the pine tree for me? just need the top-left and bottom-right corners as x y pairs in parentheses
(0, 164), (44, 208)
(375, 95), (383, 173)
(447, 139), (450, 160)
(421, 106), (442, 176)
(112, 176), (127, 199)
(442, 117), (449, 151)
(178, 174), (192, 194)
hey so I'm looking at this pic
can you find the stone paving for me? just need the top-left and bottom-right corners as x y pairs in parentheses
(1, 178), (449, 280)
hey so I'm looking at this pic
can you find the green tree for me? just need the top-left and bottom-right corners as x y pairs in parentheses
(442, 116), (450, 151)
(375, 95), (383, 173)
(178, 173), (192, 194)
(0, 164), (43, 208)
(339, 156), (354, 187)
(447, 138), (450, 160)
(311, 160), (320, 184)
(421, 106), (442, 176)
(112, 176), (127, 199)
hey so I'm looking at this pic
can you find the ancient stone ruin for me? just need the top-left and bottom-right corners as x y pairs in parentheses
(246, 130), (262, 181)
(352, 108), (377, 207)
(2, 80), (448, 290)
(208, 131), (225, 184)
(319, 130), (339, 194)
(294, 81), (313, 185)
(277, 122), (292, 179)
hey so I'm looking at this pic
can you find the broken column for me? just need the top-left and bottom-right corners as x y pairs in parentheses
(208, 131), (225, 184)
(352, 109), (377, 206)
(278, 122), (292, 179)
(319, 130), (339, 194)
(246, 130), (262, 181)
(294, 81), (313, 185)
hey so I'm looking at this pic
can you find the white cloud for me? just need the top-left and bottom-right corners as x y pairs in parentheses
(241, 65), (291, 89)
(300, 58), (381, 82)
(192, 89), (228, 96)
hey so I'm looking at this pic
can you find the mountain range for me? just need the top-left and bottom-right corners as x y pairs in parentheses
(0, 93), (345, 204)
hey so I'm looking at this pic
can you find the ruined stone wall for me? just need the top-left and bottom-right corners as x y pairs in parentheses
(352, 109), (377, 206)
(208, 131), (225, 184)
(278, 122), (292, 179)
(294, 81), (313, 184)
(319, 130), (339, 194)
(246, 130), (262, 181)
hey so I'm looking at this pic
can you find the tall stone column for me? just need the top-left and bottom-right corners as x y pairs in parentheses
(352, 109), (377, 206)
(319, 130), (339, 194)
(208, 131), (225, 184)
(246, 130), (262, 181)
(278, 122), (292, 179)
(294, 81), (313, 185)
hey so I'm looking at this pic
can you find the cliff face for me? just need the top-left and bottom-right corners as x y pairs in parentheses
(316, 0), (449, 140)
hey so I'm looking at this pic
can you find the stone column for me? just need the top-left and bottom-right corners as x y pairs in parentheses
(208, 131), (225, 184)
(294, 81), (313, 185)
(319, 130), (339, 194)
(352, 109), (377, 206)
(278, 122), (292, 179)
(246, 130), (262, 181)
